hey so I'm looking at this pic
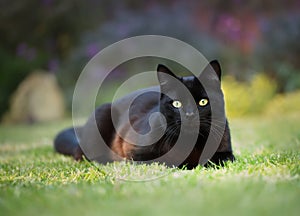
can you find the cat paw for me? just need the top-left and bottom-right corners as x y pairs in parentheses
(206, 151), (235, 167)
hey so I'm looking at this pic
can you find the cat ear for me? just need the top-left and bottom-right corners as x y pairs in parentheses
(198, 60), (222, 87)
(157, 64), (178, 86)
(199, 60), (222, 82)
(209, 60), (222, 80)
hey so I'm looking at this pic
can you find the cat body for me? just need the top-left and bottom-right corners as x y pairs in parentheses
(54, 60), (235, 169)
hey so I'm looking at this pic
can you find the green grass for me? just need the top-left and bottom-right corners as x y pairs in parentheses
(0, 115), (300, 216)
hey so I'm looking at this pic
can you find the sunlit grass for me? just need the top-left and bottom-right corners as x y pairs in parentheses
(0, 115), (299, 216)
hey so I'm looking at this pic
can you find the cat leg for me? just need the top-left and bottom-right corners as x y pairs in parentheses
(207, 120), (235, 166)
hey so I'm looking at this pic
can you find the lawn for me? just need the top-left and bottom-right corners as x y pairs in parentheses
(0, 114), (299, 216)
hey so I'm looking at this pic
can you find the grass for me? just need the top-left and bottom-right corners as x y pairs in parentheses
(0, 114), (300, 216)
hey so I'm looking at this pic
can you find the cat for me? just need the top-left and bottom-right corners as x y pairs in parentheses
(54, 60), (235, 169)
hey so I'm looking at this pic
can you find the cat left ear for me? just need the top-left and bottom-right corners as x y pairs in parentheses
(157, 64), (178, 86)
(208, 60), (222, 81)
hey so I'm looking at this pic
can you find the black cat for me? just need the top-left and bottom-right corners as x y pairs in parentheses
(54, 60), (235, 169)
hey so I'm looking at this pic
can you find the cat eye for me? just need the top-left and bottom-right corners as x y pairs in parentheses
(199, 99), (209, 106)
(172, 100), (182, 108)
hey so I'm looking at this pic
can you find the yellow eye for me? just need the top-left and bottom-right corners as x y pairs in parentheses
(172, 100), (182, 108)
(199, 99), (209, 106)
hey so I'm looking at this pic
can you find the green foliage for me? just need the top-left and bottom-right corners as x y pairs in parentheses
(264, 91), (300, 117)
(222, 74), (277, 117)
(256, 13), (300, 92)
(0, 116), (299, 216)
(0, 0), (108, 117)
(0, 48), (48, 117)
(223, 73), (300, 118)
(1, 0), (300, 120)
(272, 63), (300, 92)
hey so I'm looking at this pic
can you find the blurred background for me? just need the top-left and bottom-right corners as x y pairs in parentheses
(1, 0), (300, 124)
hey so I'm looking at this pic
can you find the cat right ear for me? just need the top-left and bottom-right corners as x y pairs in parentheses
(157, 64), (178, 86)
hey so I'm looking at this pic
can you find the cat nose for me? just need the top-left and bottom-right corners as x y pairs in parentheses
(185, 112), (194, 117)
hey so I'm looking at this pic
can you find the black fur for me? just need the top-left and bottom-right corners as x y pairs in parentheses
(54, 60), (235, 169)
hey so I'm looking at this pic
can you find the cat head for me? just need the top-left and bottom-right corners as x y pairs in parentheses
(157, 60), (225, 134)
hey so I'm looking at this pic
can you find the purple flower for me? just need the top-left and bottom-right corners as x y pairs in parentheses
(86, 43), (100, 58)
(217, 14), (241, 40)
(16, 43), (36, 61)
(16, 43), (27, 57)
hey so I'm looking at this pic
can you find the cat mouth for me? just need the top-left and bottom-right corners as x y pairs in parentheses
(180, 124), (200, 134)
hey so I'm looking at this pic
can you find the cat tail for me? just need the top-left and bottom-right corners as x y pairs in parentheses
(54, 127), (84, 160)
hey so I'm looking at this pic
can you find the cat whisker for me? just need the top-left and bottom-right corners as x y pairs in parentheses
(203, 126), (224, 143)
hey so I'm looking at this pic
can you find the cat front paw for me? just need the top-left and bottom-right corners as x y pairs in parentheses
(206, 151), (235, 167)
